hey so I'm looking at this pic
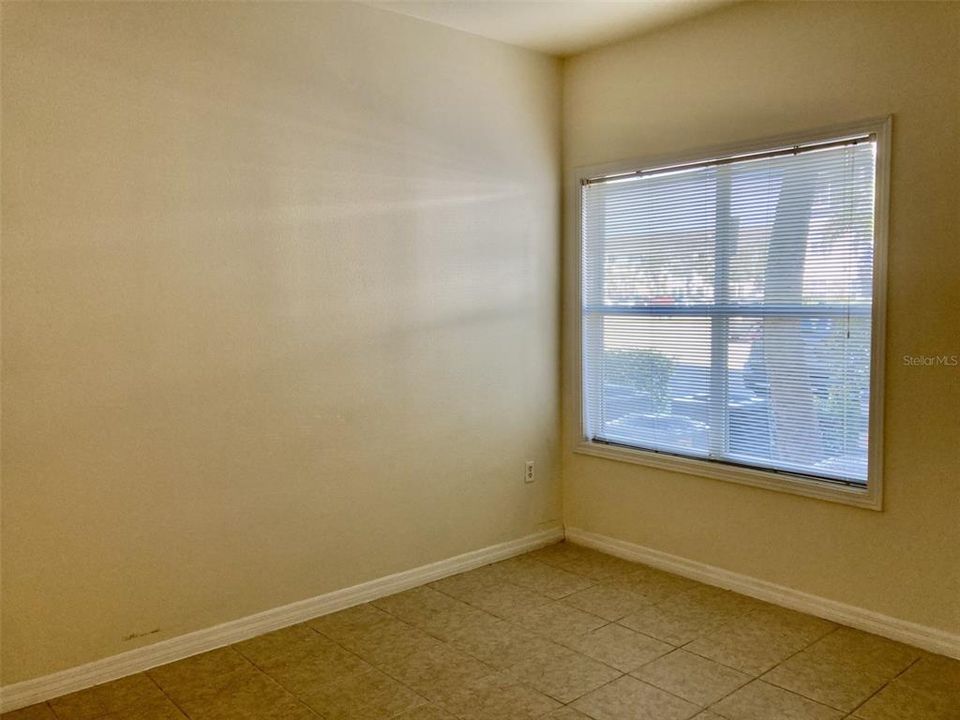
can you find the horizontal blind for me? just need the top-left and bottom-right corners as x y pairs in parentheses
(582, 138), (877, 485)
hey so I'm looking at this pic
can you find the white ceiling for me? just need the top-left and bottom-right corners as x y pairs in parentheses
(368, 1), (731, 57)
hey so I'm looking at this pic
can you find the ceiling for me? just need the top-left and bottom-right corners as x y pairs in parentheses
(368, 0), (732, 57)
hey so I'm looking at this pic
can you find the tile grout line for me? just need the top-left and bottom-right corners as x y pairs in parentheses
(752, 624), (908, 714)
(692, 621), (843, 714)
(304, 607), (448, 717)
(700, 621), (921, 717)
(678, 604), (839, 677)
(143, 669), (194, 720)
(355, 548), (825, 717)
(713, 678), (847, 717)
(537, 554), (876, 715)
(313, 553), (939, 720)
(372, 558), (638, 711)
(228, 639), (338, 718)
(158, 645), (326, 720)
(356, 552), (719, 715)
(844, 653), (924, 718)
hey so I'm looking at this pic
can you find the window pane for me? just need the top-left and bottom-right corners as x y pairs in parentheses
(583, 169), (716, 308)
(582, 137), (877, 486)
(591, 315), (711, 456)
(727, 315), (871, 483)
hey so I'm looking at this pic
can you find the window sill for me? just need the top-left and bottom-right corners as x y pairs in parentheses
(574, 440), (882, 510)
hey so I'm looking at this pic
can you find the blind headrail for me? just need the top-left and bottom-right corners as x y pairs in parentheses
(581, 134), (875, 186)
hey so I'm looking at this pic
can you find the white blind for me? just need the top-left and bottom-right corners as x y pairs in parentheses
(581, 137), (877, 485)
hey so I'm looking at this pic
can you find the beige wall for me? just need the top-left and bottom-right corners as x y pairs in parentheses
(1, 2), (561, 683)
(562, 1), (960, 635)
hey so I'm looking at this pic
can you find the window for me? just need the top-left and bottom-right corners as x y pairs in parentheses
(577, 120), (888, 507)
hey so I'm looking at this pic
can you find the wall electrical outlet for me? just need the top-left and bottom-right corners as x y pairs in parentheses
(524, 460), (535, 483)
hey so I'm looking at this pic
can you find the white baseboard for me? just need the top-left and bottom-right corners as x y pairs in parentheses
(565, 527), (960, 660)
(0, 526), (563, 713)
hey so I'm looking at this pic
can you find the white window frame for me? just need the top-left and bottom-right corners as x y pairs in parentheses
(570, 117), (890, 510)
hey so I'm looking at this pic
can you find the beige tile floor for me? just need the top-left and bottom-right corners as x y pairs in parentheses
(5, 542), (959, 720)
